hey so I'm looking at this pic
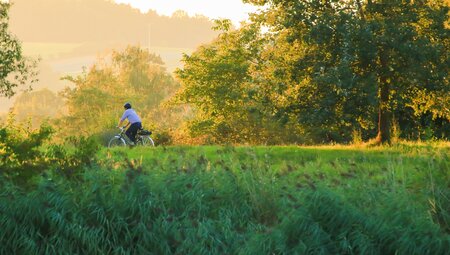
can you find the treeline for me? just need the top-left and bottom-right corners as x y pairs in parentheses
(9, 0), (218, 48)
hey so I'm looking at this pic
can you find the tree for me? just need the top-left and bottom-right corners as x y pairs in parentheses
(174, 21), (304, 144)
(0, 2), (37, 98)
(175, 1), (448, 144)
(11, 89), (66, 128)
(61, 46), (179, 136)
(174, 23), (255, 143)
(245, 0), (449, 143)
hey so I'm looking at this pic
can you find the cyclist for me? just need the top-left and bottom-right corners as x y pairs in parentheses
(117, 102), (142, 145)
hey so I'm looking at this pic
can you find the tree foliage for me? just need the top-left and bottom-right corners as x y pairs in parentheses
(174, 23), (306, 144)
(0, 114), (53, 185)
(0, 2), (37, 98)
(61, 46), (180, 136)
(175, 0), (449, 144)
(254, 0), (449, 143)
(11, 89), (66, 128)
(175, 25), (257, 143)
(0, 114), (100, 186)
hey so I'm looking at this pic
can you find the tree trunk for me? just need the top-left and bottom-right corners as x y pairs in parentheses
(376, 50), (391, 144)
(376, 81), (391, 144)
(356, 0), (365, 21)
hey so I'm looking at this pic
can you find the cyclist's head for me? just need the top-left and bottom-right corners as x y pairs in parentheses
(124, 102), (132, 109)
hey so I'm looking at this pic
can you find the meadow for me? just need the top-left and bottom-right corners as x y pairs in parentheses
(2, 1), (449, 254)
(1, 143), (449, 254)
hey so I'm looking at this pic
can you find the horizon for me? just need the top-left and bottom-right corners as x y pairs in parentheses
(113, 0), (259, 26)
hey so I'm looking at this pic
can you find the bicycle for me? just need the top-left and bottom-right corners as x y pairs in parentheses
(108, 126), (155, 148)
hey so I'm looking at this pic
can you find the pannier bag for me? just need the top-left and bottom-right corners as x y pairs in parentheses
(138, 129), (152, 135)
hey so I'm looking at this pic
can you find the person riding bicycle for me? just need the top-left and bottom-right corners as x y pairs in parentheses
(117, 102), (142, 145)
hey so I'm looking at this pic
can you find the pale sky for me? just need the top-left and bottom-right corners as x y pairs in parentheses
(113, 0), (259, 26)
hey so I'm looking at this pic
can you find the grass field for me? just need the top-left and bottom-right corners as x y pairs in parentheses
(1, 143), (449, 254)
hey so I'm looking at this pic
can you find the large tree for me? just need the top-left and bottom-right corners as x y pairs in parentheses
(62, 46), (179, 135)
(0, 2), (37, 98)
(174, 1), (448, 144)
(174, 22), (258, 143)
(244, 0), (449, 143)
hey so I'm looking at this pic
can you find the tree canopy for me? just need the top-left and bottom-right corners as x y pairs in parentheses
(175, 0), (449, 144)
(61, 46), (180, 136)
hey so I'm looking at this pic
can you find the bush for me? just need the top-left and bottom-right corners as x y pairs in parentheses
(92, 128), (119, 146)
(0, 116), (100, 186)
(154, 130), (173, 145)
(45, 136), (100, 179)
(0, 117), (54, 186)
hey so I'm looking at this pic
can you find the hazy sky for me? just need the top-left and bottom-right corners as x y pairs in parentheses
(114, 0), (258, 26)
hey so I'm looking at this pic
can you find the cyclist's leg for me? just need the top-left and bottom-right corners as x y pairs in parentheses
(126, 122), (141, 143)
(133, 122), (142, 143)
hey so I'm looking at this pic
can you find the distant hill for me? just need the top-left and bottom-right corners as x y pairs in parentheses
(9, 0), (219, 48)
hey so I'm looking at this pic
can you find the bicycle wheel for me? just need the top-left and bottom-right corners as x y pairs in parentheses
(108, 137), (126, 148)
(139, 136), (155, 147)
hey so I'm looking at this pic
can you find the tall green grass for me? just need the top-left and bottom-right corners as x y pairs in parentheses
(1, 143), (449, 254)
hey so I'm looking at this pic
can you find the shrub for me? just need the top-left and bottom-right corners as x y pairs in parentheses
(0, 116), (54, 186)
(154, 130), (173, 145)
(91, 128), (118, 146)
(45, 136), (100, 179)
(0, 116), (100, 186)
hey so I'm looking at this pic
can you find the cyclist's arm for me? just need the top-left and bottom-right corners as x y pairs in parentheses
(117, 111), (128, 128)
(117, 119), (124, 128)
(117, 119), (130, 128)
